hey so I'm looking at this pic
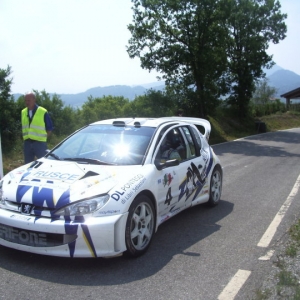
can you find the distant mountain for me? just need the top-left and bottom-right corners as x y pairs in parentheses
(55, 84), (166, 107)
(12, 65), (300, 106)
(12, 83), (165, 107)
(267, 69), (300, 98)
(263, 64), (284, 77)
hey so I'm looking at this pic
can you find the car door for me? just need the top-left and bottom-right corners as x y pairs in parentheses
(154, 126), (189, 224)
(178, 126), (209, 209)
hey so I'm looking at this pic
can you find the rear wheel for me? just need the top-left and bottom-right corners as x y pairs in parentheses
(125, 195), (155, 257)
(207, 165), (222, 206)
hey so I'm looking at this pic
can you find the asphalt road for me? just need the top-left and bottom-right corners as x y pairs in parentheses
(1, 128), (300, 300)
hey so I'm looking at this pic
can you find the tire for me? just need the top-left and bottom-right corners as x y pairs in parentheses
(124, 195), (155, 257)
(207, 165), (222, 207)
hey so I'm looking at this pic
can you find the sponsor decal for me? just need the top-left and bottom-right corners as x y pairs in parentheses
(31, 171), (80, 183)
(119, 174), (144, 192)
(10, 214), (32, 221)
(177, 149), (213, 203)
(164, 187), (173, 205)
(159, 207), (181, 225)
(169, 206), (180, 214)
(98, 210), (120, 215)
(0, 224), (47, 246)
(163, 173), (173, 187)
(78, 179), (100, 196)
(81, 224), (97, 258)
(16, 184), (71, 213)
(111, 190), (125, 201)
(111, 174), (146, 204)
(160, 215), (170, 223)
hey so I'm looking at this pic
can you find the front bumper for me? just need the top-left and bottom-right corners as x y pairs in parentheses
(0, 209), (128, 258)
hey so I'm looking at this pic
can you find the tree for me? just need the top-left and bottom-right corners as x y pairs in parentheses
(0, 66), (20, 152)
(225, 0), (287, 119)
(127, 0), (229, 117)
(80, 96), (130, 125)
(251, 78), (285, 116)
(252, 79), (277, 106)
(130, 89), (175, 117)
(127, 0), (287, 120)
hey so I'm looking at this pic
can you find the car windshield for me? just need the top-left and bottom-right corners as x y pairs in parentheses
(48, 124), (156, 165)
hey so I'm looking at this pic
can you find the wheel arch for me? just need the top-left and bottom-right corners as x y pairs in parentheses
(134, 189), (158, 231)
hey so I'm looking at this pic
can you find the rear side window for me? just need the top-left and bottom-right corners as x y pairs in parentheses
(181, 126), (196, 158)
(190, 126), (202, 149)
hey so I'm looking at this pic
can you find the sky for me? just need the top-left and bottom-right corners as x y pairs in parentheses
(0, 0), (299, 95)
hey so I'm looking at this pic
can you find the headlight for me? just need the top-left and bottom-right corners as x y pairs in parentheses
(54, 194), (109, 216)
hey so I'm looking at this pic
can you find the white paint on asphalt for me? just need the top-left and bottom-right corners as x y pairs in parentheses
(258, 249), (275, 261)
(257, 173), (300, 248)
(218, 269), (251, 300)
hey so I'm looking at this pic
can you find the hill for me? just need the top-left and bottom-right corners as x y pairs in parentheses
(12, 65), (300, 107)
(268, 69), (300, 98)
(58, 85), (159, 107)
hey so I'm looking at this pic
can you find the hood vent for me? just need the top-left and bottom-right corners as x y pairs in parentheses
(30, 161), (43, 169)
(80, 171), (100, 180)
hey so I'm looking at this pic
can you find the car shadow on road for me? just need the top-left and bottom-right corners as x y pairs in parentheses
(0, 199), (233, 286)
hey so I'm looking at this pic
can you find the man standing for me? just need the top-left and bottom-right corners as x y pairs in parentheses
(22, 92), (53, 163)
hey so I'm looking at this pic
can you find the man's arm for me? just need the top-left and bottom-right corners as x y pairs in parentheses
(44, 112), (54, 137)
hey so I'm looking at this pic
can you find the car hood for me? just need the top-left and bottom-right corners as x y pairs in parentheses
(1, 159), (140, 210)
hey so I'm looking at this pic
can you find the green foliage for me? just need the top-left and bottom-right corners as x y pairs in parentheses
(0, 66), (21, 152)
(251, 99), (286, 117)
(252, 79), (277, 105)
(130, 89), (175, 117)
(225, 0), (287, 119)
(127, 0), (229, 117)
(127, 0), (287, 118)
(277, 270), (298, 287)
(290, 103), (300, 112)
(249, 79), (286, 116)
(285, 243), (297, 257)
(79, 95), (130, 126)
(77, 90), (178, 124)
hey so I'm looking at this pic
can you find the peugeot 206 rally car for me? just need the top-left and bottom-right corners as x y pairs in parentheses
(0, 117), (222, 258)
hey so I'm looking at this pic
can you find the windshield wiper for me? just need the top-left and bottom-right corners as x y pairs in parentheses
(48, 153), (61, 160)
(63, 157), (113, 165)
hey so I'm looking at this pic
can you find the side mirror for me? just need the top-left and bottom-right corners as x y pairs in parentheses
(155, 159), (180, 170)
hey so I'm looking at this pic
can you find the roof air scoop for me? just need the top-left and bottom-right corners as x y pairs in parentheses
(113, 121), (126, 127)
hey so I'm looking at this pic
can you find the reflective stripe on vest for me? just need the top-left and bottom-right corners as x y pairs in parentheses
(22, 107), (47, 142)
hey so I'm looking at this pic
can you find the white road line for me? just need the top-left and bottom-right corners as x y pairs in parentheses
(218, 269), (251, 300)
(257, 174), (300, 248)
(258, 249), (275, 261)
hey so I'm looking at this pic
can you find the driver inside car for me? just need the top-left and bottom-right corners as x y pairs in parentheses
(159, 134), (181, 162)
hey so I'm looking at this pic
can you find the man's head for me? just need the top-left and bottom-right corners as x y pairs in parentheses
(177, 109), (183, 116)
(24, 93), (36, 110)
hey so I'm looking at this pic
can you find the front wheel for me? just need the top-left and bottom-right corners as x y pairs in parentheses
(124, 195), (155, 257)
(207, 165), (222, 207)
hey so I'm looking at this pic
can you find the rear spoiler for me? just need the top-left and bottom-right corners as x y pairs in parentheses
(163, 117), (211, 141)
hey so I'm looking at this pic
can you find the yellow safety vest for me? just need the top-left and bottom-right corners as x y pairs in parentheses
(22, 107), (47, 142)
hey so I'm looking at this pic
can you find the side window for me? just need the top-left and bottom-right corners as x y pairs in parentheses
(181, 126), (196, 159)
(155, 127), (186, 162)
(190, 127), (202, 149)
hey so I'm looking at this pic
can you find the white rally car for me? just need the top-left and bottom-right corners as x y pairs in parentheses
(0, 117), (222, 258)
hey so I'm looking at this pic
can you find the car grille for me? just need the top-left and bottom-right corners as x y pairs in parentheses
(0, 223), (77, 247)
(3, 200), (53, 218)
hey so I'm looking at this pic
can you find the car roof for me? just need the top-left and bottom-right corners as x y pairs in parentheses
(91, 117), (211, 140)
